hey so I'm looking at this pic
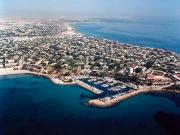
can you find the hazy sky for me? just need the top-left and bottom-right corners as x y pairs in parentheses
(0, 0), (179, 20)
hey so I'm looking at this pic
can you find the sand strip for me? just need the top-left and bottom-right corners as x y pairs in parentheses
(0, 68), (74, 85)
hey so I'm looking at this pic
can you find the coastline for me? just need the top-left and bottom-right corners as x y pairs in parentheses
(68, 22), (179, 54)
(0, 68), (105, 95)
(72, 21), (180, 54)
(0, 68), (103, 94)
(61, 23), (82, 36)
(0, 68), (179, 108)
(0, 24), (179, 108)
(0, 68), (75, 85)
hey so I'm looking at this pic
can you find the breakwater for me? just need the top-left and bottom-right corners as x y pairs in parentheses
(88, 84), (180, 108)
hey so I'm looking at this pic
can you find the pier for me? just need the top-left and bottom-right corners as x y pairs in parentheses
(76, 80), (103, 94)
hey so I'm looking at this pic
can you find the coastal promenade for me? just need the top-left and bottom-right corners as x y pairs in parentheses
(88, 84), (179, 108)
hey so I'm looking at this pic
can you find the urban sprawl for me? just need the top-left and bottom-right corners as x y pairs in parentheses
(0, 19), (179, 107)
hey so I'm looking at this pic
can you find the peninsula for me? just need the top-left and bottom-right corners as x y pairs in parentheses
(0, 18), (179, 108)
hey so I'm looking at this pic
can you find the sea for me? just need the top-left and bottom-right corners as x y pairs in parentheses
(73, 20), (180, 53)
(0, 74), (180, 135)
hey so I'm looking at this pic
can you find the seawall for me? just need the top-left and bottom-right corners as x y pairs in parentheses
(88, 84), (179, 108)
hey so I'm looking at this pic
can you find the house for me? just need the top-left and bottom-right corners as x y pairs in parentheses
(129, 64), (137, 74)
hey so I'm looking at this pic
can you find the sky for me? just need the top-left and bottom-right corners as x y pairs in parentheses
(0, 0), (179, 20)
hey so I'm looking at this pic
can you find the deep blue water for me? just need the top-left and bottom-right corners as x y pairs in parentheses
(0, 74), (180, 135)
(73, 21), (180, 53)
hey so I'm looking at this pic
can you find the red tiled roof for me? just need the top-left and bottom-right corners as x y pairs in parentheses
(131, 64), (136, 68)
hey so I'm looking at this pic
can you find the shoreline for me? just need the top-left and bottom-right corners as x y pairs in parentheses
(0, 68), (179, 108)
(71, 22), (180, 54)
(0, 68), (75, 85)
(0, 68), (103, 94)
(61, 23), (82, 36)
(0, 21), (179, 109)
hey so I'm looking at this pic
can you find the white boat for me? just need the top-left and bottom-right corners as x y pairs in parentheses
(101, 84), (109, 87)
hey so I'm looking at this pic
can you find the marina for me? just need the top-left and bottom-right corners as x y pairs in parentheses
(80, 77), (136, 97)
(0, 74), (180, 135)
(76, 80), (103, 94)
(79, 77), (179, 108)
(0, 69), (179, 108)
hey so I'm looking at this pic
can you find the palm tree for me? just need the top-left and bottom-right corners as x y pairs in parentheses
(3, 57), (5, 68)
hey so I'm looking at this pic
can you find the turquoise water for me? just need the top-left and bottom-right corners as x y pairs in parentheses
(73, 21), (180, 53)
(0, 74), (180, 135)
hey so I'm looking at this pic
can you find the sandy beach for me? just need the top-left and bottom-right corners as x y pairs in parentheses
(0, 68), (31, 76)
(0, 68), (74, 85)
(61, 23), (77, 36)
(0, 68), (103, 94)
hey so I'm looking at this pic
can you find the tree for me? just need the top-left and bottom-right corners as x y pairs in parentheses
(54, 63), (62, 70)
(135, 67), (142, 73)
(64, 72), (71, 76)
(145, 61), (154, 69)
(3, 57), (5, 68)
(108, 63), (116, 70)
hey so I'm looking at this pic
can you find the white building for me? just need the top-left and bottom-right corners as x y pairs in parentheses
(129, 67), (134, 74)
